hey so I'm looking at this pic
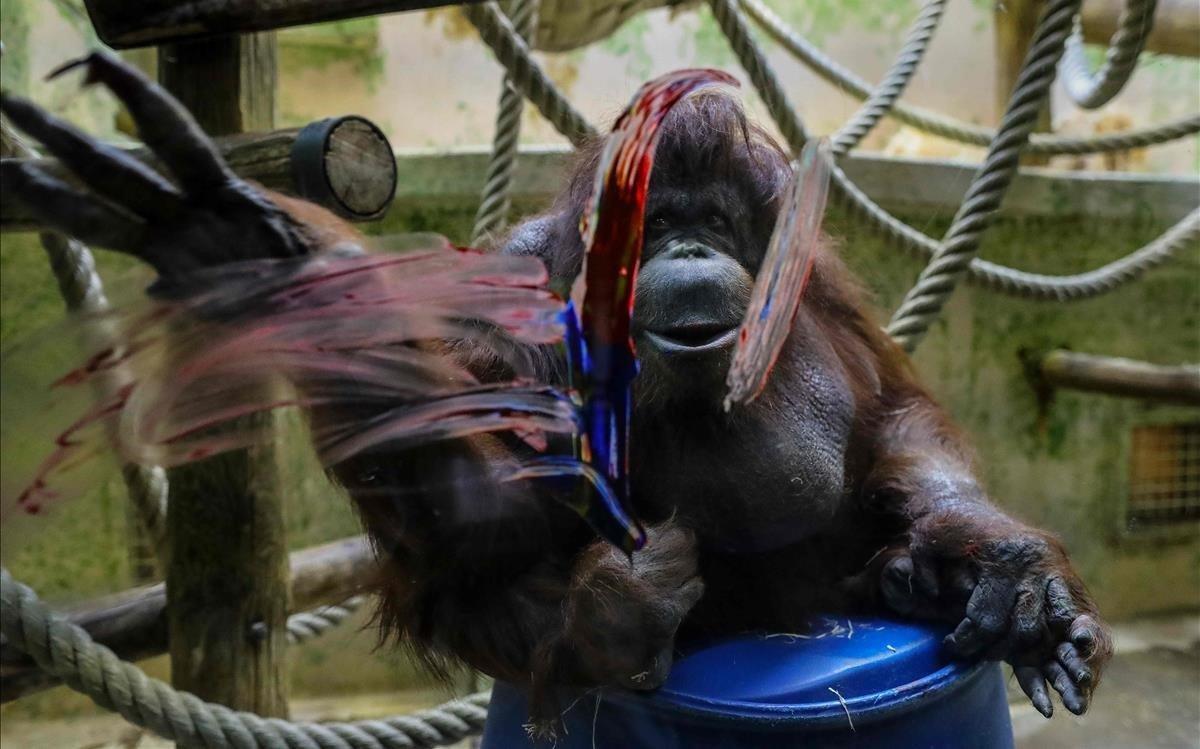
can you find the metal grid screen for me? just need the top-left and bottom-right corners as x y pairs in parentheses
(1127, 422), (1200, 531)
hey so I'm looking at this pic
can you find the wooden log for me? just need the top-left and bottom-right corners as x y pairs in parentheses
(1040, 350), (1200, 405)
(0, 536), (378, 703)
(292, 116), (398, 220)
(159, 33), (292, 725)
(382, 145), (1197, 224)
(1, 116), (396, 232)
(84, 0), (484, 49)
(994, 0), (1052, 165)
(1082, 0), (1200, 58)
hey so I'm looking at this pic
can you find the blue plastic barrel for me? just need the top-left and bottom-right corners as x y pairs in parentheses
(480, 616), (1014, 749)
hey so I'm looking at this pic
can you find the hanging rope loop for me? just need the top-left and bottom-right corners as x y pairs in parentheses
(1060, 0), (1158, 109)
(740, 0), (1199, 155)
(470, 0), (541, 246)
(831, 0), (947, 155)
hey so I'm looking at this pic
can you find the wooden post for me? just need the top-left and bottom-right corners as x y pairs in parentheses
(994, 0), (1052, 164)
(158, 33), (291, 721)
(1, 536), (377, 703)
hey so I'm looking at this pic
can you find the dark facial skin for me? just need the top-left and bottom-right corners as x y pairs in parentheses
(631, 188), (756, 399)
(628, 115), (775, 403)
(2, 61), (1111, 735)
(628, 176), (854, 549)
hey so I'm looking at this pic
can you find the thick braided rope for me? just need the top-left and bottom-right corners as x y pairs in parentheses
(1061, 0), (1157, 110)
(831, 0), (947, 155)
(41, 231), (170, 547)
(471, 0), (540, 246)
(119, 464), (169, 552)
(453, 0), (1194, 305)
(708, 0), (1190, 301)
(830, 163), (1199, 300)
(2, 127), (170, 551)
(741, 0), (1200, 155)
(462, 1), (597, 146)
(967, 206), (1199, 299)
(1, 568), (489, 749)
(886, 0), (1082, 350)
(285, 596), (367, 644)
(42, 229), (170, 549)
(708, 0), (808, 151)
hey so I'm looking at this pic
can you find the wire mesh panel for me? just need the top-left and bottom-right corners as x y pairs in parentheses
(1127, 422), (1200, 531)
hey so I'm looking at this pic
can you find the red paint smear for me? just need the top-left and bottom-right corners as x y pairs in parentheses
(579, 69), (738, 361)
(725, 138), (832, 408)
(16, 383), (133, 514)
(51, 337), (158, 388)
(4, 241), (575, 521)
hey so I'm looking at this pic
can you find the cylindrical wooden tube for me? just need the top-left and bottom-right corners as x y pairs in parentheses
(1, 115), (397, 231)
(292, 116), (397, 220)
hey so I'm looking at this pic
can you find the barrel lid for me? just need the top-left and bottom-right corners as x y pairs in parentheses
(632, 616), (984, 727)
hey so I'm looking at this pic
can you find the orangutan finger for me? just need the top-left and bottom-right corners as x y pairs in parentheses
(52, 51), (233, 194)
(1015, 665), (1053, 718)
(2, 160), (146, 252)
(1045, 576), (1079, 631)
(881, 555), (922, 615)
(1010, 582), (1045, 649)
(0, 91), (182, 218)
(1044, 659), (1088, 715)
(1056, 641), (1093, 687)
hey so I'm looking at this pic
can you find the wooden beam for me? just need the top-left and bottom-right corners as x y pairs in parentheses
(994, 0), (1052, 165)
(1082, 0), (1200, 58)
(84, 0), (484, 49)
(1, 117), (397, 232)
(158, 33), (291, 724)
(160, 35), (277, 134)
(0, 536), (378, 703)
(1040, 350), (1200, 405)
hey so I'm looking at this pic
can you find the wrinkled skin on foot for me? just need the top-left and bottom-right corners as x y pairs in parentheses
(873, 512), (1113, 717)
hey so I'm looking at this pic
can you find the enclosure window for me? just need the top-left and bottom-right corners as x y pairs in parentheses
(1126, 422), (1200, 531)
